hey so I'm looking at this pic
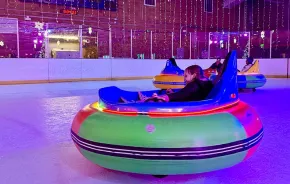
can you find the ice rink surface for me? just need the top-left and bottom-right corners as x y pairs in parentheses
(0, 79), (290, 184)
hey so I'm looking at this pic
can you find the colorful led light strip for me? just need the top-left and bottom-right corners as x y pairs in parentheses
(90, 100), (240, 117)
(148, 100), (240, 117)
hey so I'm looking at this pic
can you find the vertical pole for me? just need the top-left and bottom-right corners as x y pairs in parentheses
(287, 58), (289, 78)
(208, 32), (211, 59)
(180, 27), (182, 48)
(79, 25), (83, 58)
(96, 31), (99, 54)
(109, 25), (112, 58)
(172, 32), (174, 57)
(130, 29), (133, 58)
(16, 19), (19, 58)
(270, 30), (274, 59)
(150, 31), (153, 59)
(228, 32), (230, 53)
(248, 32), (250, 57)
(45, 23), (49, 58)
(189, 32), (192, 59)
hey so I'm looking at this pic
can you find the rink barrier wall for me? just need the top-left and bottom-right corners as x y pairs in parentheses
(287, 58), (289, 78)
(0, 58), (289, 85)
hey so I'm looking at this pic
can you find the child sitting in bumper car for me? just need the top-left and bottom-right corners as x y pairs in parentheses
(121, 65), (213, 103)
(239, 56), (254, 72)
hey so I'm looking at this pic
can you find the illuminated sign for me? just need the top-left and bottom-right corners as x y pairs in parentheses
(60, 9), (78, 15)
(18, 0), (117, 11)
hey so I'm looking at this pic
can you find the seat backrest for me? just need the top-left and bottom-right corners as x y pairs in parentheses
(243, 60), (259, 73)
(206, 51), (238, 104)
(161, 59), (184, 75)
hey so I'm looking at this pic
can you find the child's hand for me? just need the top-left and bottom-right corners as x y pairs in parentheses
(152, 93), (158, 97)
(156, 95), (168, 102)
(166, 89), (173, 94)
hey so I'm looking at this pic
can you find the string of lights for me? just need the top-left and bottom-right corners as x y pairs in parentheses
(30, 0), (35, 11)
(169, 0), (172, 24)
(154, 0), (157, 46)
(109, 0), (112, 26)
(173, 0), (177, 33)
(237, 0), (241, 48)
(131, 0), (135, 57)
(63, 0), (67, 23)
(40, 0), (43, 23)
(76, 1), (80, 25)
(23, 0), (25, 19)
(13, 0), (18, 18)
(228, 3), (231, 32)
(165, 0), (168, 49)
(70, 0), (74, 24)
(55, 1), (58, 23)
(96, 2), (99, 49)
(185, 0), (188, 29)
(216, 0), (219, 32)
(144, 1), (147, 52)
(262, 0), (265, 51)
(165, 0), (169, 58)
(13, 0), (17, 10)
(251, 0), (254, 48)
(244, 0), (248, 56)
(228, 0), (231, 50)
(190, 0), (193, 27)
(159, 0), (162, 33)
(185, 0), (188, 46)
(287, 0), (290, 49)
(98, 1), (100, 28)
(122, 0), (126, 47)
(205, 0), (208, 53)
(5, 0), (290, 59)
(210, 0), (213, 28)
(180, 0), (182, 44)
(194, 0), (197, 51)
(83, 0), (86, 25)
(275, 0), (279, 49)
(262, 0), (265, 30)
(281, 0), (285, 28)
(133, 0), (136, 31)
(200, 0), (203, 31)
(244, 0), (247, 32)
(47, 0), (51, 10)
(268, 0), (271, 29)
(222, 0), (224, 32)
(173, 0), (177, 56)
(257, 0), (260, 28)
(12, 0), (19, 54)
(6, 0), (10, 17)
(128, 0), (131, 23)
(232, 0), (236, 30)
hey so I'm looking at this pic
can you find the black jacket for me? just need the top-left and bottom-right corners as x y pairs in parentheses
(210, 63), (223, 70)
(167, 79), (213, 102)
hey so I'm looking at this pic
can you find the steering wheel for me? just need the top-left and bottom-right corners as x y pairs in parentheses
(144, 96), (166, 103)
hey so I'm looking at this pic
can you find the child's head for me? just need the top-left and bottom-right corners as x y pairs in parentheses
(184, 65), (204, 84)
(168, 58), (178, 67)
(246, 56), (254, 65)
(216, 57), (221, 64)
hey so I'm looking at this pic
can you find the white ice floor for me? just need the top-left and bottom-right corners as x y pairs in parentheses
(0, 79), (290, 184)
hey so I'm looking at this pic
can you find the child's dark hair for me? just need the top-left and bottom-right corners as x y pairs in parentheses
(168, 58), (178, 67)
(247, 56), (254, 64)
(185, 65), (204, 79)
